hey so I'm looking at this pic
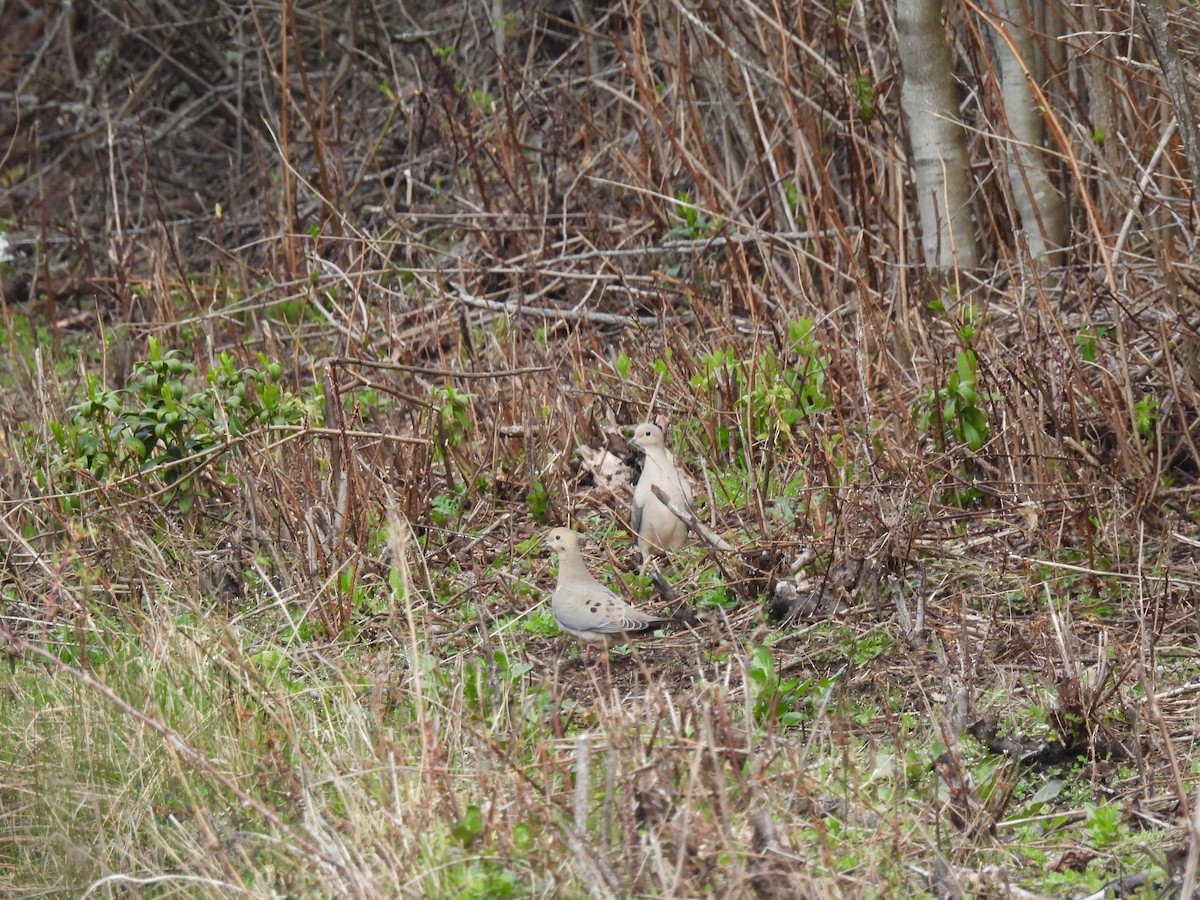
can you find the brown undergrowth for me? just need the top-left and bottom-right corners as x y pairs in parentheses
(3, 0), (1200, 896)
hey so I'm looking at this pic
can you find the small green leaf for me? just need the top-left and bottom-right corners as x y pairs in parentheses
(1030, 779), (1063, 806)
(513, 821), (534, 851)
(451, 805), (485, 847)
(615, 352), (630, 380)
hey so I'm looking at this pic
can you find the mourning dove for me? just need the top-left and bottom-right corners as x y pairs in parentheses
(628, 421), (694, 561)
(543, 527), (670, 661)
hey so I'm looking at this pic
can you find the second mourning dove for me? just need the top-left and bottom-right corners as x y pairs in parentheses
(628, 421), (694, 561)
(543, 527), (669, 661)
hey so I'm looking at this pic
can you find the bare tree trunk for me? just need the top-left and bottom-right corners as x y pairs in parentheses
(994, 0), (1065, 268)
(895, 0), (981, 273)
(1140, 0), (1200, 199)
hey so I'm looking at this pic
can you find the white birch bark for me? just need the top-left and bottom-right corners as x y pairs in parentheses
(896, 0), (981, 271)
(995, 0), (1065, 267)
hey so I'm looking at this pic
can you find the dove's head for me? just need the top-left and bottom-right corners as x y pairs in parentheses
(542, 527), (581, 555)
(628, 422), (666, 451)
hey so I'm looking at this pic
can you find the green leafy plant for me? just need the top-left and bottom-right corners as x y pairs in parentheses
(265, 296), (310, 324)
(518, 607), (559, 639)
(614, 351), (631, 380)
(689, 319), (831, 445)
(468, 89), (495, 111)
(664, 191), (719, 240)
(746, 644), (839, 728)
(697, 586), (736, 611)
(431, 488), (465, 527)
(692, 347), (737, 396)
(50, 338), (310, 512)
(525, 481), (552, 525)
(1134, 393), (1157, 440)
(1083, 801), (1124, 848)
(652, 348), (673, 382)
(783, 179), (802, 215)
(433, 384), (474, 450)
(248, 648), (296, 690)
(849, 631), (895, 665)
(853, 74), (875, 122)
(914, 349), (989, 452)
(1074, 326), (1107, 363)
(451, 804), (484, 848)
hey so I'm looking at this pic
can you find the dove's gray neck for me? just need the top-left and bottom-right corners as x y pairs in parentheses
(556, 549), (591, 583)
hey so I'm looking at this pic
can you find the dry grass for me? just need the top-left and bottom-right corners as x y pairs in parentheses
(3, 0), (1200, 896)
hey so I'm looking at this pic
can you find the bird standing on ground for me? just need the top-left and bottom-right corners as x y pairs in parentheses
(629, 421), (694, 562)
(543, 527), (669, 662)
